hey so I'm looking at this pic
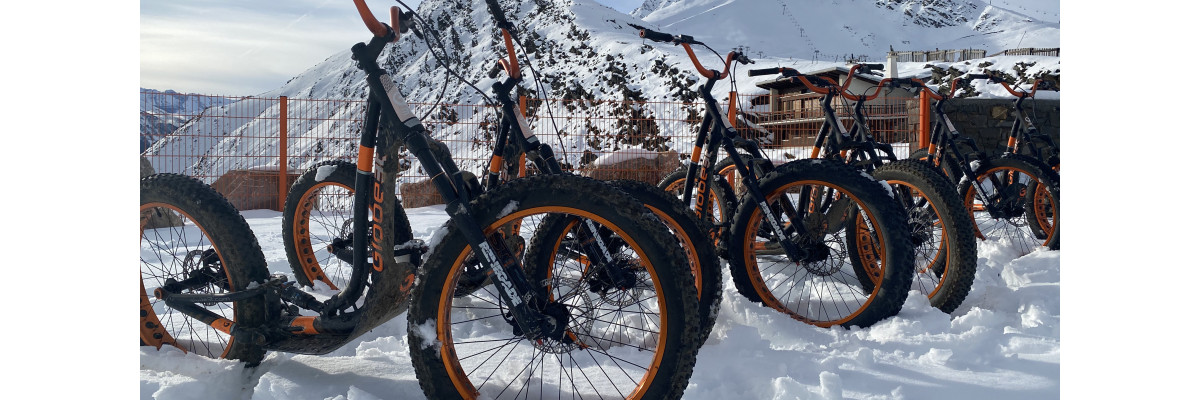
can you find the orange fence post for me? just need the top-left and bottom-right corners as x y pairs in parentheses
(278, 96), (288, 212)
(728, 91), (737, 128)
(918, 90), (930, 149)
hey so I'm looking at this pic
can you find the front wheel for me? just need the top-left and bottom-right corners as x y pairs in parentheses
(658, 165), (737, 230)
(958, 154), (1060, 254)
(281, 161), (413, 291)
(408, 174), (700, 400)
(534, 179), (723, 344)
(658, 165), (738, 257)
(727, 160), (915, 328)
(140, 173), (270, 365)
(872, 160), (977, 313)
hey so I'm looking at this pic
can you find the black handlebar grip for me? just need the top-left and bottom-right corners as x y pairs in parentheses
(862, 63), (884, 71)
(485, 0), (513, 31)
(639, 29), (674, 43)
(394, 11), (414, 34)
(747, 68), (780, 77)
(734, 53), (754, 65)
(1037, 80), (1059, 91)
(487, 62), (503, 79)
(803, 75), (831, 87)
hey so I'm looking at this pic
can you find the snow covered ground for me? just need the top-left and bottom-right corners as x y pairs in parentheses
(138, 204), (1062, 399)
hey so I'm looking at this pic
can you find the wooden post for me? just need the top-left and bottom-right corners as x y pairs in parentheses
(278, 96), (288, 212)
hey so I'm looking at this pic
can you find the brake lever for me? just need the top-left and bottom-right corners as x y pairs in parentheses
(394, 11), (416, 34)
(487, 62), (504, 79)
(735, 52), (753, 65)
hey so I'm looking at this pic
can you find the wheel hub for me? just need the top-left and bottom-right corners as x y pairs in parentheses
(588, 258), (639, 293)
(907, 208), (935, 245)
(988, 182), (1028, 219)
(506, 300), (583, 353)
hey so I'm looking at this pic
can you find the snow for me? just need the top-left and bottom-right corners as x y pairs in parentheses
(143, 0), (1061, 185)
(315, 164), (338, 182)
(139, 203), (1066, 399)
(592, 147), (661, 166)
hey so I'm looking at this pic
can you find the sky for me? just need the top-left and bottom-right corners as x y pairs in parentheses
(140, 0), (645, 96)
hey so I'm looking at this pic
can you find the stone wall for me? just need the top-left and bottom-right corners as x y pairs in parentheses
(580, 150), (681, 185)
(939, 98), (1060, 157)
(210, 168), (302, 211)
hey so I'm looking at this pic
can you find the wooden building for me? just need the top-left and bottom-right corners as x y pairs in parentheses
(746, 66), (921, 147)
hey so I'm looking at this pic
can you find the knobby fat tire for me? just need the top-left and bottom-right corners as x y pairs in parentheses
(407, 174), (701, 400)
(726, 159), (915, 328)
(872, 159), (977, 313)
(140, 173), (271, 365)
(281, 160), (413, 289)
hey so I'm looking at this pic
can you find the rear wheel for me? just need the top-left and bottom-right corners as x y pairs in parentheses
(282, 161), (413, 291)
(408, 174), (700, 400)
(872, 160), (977, 313)
(1025, 180), (1056, 242)
(959, 155), (1060, 254)
(658, 165), (738, 257)
(557, 179), (722, 344)
(140, 173), (270, 365)
(727, 160), (914, 328)
(908, 148), (961, 183)
(658, 166), (737, 229)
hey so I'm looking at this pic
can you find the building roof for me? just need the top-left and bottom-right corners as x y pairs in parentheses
(751, 66), (929, 92)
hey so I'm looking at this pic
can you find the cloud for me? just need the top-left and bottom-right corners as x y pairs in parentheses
(140, 0), (398, 95)
(140, 0), (639, 95)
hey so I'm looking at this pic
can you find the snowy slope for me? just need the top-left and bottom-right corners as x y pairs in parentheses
(140, 88), (237, 152)
(142, 0), (1058, 183)
(139, 206), (1060, 399)
(633, 0), (1058, 59)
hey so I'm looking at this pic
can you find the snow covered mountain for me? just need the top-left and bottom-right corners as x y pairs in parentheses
(140, 88), (237, 152)
(143, 0), (1058, 181)
(629, 0), (1057, 60)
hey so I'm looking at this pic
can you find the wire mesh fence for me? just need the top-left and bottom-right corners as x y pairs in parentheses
(141, 90), (923, 210)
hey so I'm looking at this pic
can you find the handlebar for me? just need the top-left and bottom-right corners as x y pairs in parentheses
(1036, 79), (1060, 91)
(352, 0), (402, 42)
(638, 28), (750, 80)
(960, 72), (1055, 98)
(639, 29), (675, 43)
(747, 66), (839, 95)
(838, 63), (905, 101)
(747, 67), (780, 77)
(485, 0), (513, 31)
(843, 76), (932, 102)
(638, 27), (700, 45)
(859, 63), (884, 72)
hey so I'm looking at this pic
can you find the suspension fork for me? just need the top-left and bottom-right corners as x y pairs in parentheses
(497, 89), (628, 302)
(363, 64), (550, 337)
(1011, 96), (1054, 163)
(485, 117), (511, 191)
(680, 111), (714, 208)
(930, 105), (1003, 217)
(848, 97), (890, 166)
(696, 93), (810, 261)
(716, 132), (808, 261)
(408, 125), (551, 337)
